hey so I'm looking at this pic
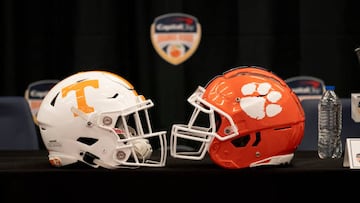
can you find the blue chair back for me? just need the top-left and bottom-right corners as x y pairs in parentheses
(0, 96), (39, 150)
(298, 98), (360, 151)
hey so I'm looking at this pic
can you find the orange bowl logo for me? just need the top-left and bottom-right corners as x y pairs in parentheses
(150, 13), (201, 65)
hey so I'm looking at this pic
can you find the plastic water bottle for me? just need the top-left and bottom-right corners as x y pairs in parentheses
(318, 85), (342, 159)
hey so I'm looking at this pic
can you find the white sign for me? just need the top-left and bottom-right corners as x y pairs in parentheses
(343, 138), (360, 169)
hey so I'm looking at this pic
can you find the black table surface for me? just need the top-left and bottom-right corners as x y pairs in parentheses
(0, 150), (357, 202)
(0, 149), (348, 171)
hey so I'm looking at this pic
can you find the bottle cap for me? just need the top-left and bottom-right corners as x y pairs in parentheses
(325, 85), (335, 91)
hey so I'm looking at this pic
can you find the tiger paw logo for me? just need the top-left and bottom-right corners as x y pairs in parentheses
(239, 82), (282, 119)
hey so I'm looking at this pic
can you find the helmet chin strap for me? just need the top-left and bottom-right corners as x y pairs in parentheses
(131, 138), (153, 160)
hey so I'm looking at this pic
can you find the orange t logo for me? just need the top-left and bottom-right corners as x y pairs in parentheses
(62, 79), (99, 116)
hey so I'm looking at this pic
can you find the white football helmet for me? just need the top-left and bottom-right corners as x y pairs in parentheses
(37, 71), (167, 169)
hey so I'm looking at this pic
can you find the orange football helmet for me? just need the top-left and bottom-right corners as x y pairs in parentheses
(170, 66), (305, 169)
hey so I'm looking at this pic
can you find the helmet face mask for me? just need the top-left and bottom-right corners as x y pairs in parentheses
(37, 71), (167, 169)
(170, 86), (239, 160)
(170, 66), (305, 169)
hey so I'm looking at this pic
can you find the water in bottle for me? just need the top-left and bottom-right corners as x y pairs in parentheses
(317, 85), (342, 159)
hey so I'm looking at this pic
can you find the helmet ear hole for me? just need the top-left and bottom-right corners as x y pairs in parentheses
(231, 134), (250, 147)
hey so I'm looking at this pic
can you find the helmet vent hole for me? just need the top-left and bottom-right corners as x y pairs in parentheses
(77, 137), (98, 146)
(50, 92), (60, 106)
(252, 132), (261, 146)
(274, 126), (291, 130)
(111, 93), (118, 98)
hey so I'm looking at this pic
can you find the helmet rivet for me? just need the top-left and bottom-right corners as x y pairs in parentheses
(224, 126), (232, 135)
(255, 151), (261, 157)
(116, 151), (126, 160)
(103, 116), (112, 125)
